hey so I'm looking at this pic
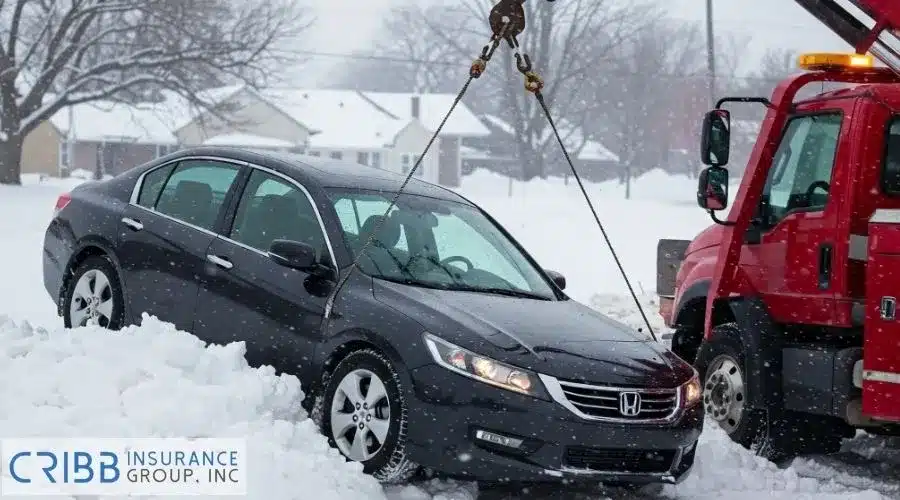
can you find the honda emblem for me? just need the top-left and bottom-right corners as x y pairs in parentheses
(619, 392), (642, 417)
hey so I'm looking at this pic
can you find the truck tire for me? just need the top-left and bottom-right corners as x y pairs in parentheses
(671, 325), (702, 363)
(696, 324), (845, 462)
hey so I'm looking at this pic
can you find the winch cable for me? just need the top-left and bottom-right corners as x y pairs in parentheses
(534, 91), (657, 342)
(325, 23), (511, 318)
(504, 10), (658, 341)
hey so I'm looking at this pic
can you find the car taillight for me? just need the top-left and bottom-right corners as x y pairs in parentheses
(54, 192), (72, 215)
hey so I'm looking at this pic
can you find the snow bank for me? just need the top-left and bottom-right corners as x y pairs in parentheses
(669, 426), (888, 500)
(0, 314), (387, 500)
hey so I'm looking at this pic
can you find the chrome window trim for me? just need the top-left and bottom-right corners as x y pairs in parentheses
(128, 154), (339, 276)
(538, 374), (682, 424)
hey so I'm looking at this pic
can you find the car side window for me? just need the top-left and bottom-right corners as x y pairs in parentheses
(882, 118), (900, 196)
(137, 163), (175, 208)
(759, 113), (841, 226)
(229, 169), (329, 259)
(330, 195), (409, 252)
(153, 160), (241, 231)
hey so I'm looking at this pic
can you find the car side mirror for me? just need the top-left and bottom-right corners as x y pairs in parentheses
(545, 269), (566, 290)
(697, 166), (729, 211)
(268, 239), (333, 279)
(700, 109), (731, 166)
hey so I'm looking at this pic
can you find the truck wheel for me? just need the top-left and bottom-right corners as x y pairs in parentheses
(697, 325), (845, 462)
(671, 325), (702, 363)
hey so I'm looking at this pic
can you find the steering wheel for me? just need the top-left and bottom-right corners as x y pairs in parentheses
(805, 180), (830, 198)
(441, 256), (474, 273)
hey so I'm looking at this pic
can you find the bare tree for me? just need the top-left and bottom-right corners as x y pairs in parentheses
(587, 20), (706, 197)
(0, 0), (310, 185)
(403, 0), (658, 181)
(373, 4), (470, 94)
(330, 4), (476, 94)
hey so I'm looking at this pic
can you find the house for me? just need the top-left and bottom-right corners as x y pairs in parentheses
(168, 86), (490, 187)
(22, 100), (179, 177)
(356, 92), (491, 187)
(21, 85), (492, 187)
(163, 84), (311, 149)
(469, 114), (620, 182)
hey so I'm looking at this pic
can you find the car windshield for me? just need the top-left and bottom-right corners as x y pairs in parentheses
(325, 188), (557, 300)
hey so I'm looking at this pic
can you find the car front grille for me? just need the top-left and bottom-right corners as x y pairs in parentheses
(564, 446), (676, 473)
(554, 379), (679, 422)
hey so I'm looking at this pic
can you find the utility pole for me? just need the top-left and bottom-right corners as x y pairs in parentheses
(705, 0), (716, 108)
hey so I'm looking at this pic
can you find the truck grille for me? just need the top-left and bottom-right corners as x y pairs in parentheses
(556, 379), (679, 422)
(564, 446), (675, 473)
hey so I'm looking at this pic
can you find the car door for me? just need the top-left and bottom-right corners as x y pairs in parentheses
(192, 166), (336, 378)
(739, 109), (846, 325)
(118, 158), (244, 330)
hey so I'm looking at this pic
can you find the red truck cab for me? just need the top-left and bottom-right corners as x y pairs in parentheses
(657, 53), (900, 461)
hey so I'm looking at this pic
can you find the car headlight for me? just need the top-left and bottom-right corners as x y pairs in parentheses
(423, 333), (547, 399)
(681, 372), (701, 407)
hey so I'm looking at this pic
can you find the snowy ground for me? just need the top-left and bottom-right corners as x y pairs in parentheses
(1, 171), (898, 499)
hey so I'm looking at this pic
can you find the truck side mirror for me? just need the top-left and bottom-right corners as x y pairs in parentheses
(701, 109), (731, 166)
(697, 166), (729, 211)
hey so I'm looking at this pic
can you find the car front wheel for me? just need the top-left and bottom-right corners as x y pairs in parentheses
(314, 349), (418, 483)
(63, 255), (125, 330)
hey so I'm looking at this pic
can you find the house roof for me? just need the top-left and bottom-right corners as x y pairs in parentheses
(480, 114), (619, 163)
(51, 101), (178, 145)
(260, 89), (411, 150)
(358, 92), (490, 138)
(157, 84), (254, 131)
(202, 133), (297, 148)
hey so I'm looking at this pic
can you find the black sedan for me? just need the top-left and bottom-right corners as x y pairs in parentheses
(42, 146), (703, 485)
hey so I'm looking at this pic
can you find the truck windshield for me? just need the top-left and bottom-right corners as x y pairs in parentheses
(325, 188), (557, 300)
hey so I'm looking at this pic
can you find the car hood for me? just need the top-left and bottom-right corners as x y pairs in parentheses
(372, 280), (694, 388)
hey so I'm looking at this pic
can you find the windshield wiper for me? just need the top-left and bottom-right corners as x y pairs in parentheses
(447, 285), (552, 300)
(373, 275), (451, 291)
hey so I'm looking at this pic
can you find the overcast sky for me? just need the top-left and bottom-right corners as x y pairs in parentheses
(295, 0), (856, 86)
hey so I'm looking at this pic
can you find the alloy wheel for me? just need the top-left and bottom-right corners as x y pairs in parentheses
(329, 368), (392, 462)
(69, 269), (115, 328)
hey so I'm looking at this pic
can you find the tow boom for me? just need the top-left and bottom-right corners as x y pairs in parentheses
(797, 0), (900, 73)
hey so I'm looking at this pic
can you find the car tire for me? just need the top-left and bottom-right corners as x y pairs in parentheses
(697, 324), (845, 462)
(62, 255), (125, 330)
(313, 348), (418, 483)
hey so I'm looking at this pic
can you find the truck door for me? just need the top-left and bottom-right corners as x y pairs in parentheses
(739, 106), (850, 325)
(863, 116), (900, 421)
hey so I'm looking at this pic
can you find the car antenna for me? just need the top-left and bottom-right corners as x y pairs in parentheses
(326, 0), (658, 344)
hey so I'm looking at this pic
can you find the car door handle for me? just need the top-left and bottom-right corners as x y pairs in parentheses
(206, 254), (233, 270)
(121, 217), (143, 231)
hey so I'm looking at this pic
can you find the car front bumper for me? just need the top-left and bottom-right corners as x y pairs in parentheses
(404, 364), (703, 484)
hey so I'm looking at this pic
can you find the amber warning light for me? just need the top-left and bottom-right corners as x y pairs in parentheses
(797, 52), (874, 71)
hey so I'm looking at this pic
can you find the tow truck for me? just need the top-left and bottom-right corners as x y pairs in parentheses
(657, 0), (900, 460)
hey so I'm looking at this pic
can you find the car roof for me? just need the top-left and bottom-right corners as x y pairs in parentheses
(170, 146), (472, 205)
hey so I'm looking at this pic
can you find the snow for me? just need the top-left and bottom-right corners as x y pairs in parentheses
(203, 133), (298, 148)
(0, 169), (897, 499)
(50, 101), (179, 145)
(0, 314), (387, 500)
(359, 92), (491, 138)
(480, 114), (619, 162)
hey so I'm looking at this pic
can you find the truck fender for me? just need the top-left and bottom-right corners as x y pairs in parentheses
(695, 297), (783, 411)
(673, 280), (710, 327)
